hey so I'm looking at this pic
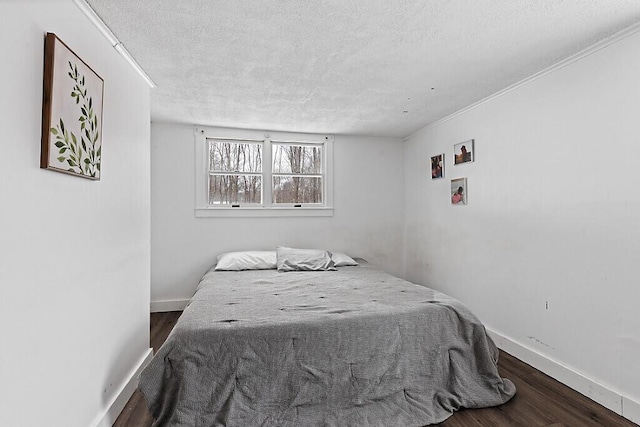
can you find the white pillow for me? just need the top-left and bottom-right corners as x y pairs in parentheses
(331, 252), (358, 267)
(214, 251), (277, 271)
(276, 247), (336, 272)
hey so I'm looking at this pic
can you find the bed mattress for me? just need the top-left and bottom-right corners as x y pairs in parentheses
(139, 261), (515, 426)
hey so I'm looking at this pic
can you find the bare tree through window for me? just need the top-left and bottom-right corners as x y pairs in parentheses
(208, 140), (262, 204)
(206, 139), (324, 206)
(272, 144), (322, 204)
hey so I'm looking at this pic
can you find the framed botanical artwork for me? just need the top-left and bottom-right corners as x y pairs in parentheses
(41, 33), (104, 180)
(431, 153), (444, 179)
(454, 139), (474, 165)
(451, 177), (467, 205)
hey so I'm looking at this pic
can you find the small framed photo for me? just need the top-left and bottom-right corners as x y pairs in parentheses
(454, 139), (474, 165)
(431, 153), (444, 179)
(451, 177), (467, 205)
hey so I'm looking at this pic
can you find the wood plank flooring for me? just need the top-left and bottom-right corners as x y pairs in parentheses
(114, 311), (637, 427)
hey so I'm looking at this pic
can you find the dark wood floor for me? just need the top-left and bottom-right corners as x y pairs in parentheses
(115, 312), (637, 427)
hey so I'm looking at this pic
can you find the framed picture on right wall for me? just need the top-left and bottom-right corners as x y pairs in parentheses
(430, 153), (444, 179)
(451, 177), (467, 205)
(454, 139), (474, 165)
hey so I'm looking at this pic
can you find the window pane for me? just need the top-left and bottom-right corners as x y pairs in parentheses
(272, 176), (322, 204)
(209, 175), (262, 204)
(272, 144), (322, 174)
(209, 141), (262, 173)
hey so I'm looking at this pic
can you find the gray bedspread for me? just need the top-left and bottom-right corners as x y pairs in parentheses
(139, 262), (515, 426)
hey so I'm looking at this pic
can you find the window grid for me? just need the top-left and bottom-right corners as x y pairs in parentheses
(271, 143), (323, 205)
(195, 127), (334, 217)
(207, 139), (263, 205)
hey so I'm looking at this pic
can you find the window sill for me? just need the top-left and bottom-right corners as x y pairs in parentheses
(195, 206), (334, 218)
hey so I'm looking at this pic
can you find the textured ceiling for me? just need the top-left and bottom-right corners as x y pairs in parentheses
(85, 0), (640, 138)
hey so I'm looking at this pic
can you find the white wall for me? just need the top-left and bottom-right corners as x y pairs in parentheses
(151, 123), (404, 304)
(0, 2), (151, 426)
(404, 28), (640, 419)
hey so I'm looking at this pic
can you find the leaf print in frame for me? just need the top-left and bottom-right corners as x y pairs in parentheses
(41, 33), (104, 180)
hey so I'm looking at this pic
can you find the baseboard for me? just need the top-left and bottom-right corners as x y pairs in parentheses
(150, 299), (189, 312)
(487, 329), (639, 424)
(623, 396), (640, 424)
(93, 348), (153, 427)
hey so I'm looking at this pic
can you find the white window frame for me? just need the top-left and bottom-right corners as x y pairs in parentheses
(195, 126), (334, 218)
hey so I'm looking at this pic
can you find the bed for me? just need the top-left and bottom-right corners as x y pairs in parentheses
(139, 249), (515, 426)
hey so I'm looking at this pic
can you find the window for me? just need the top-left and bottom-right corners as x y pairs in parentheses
(272, 143), (323, 204)
(195, 127), (333, 217)
(208, 140), (262, 205)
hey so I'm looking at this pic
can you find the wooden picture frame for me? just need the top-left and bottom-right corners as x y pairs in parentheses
(431, 153), (444, 179)
(454, 139), (474, 165)
(41, 33), (104, 180)
(451, 177), (467, 205)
